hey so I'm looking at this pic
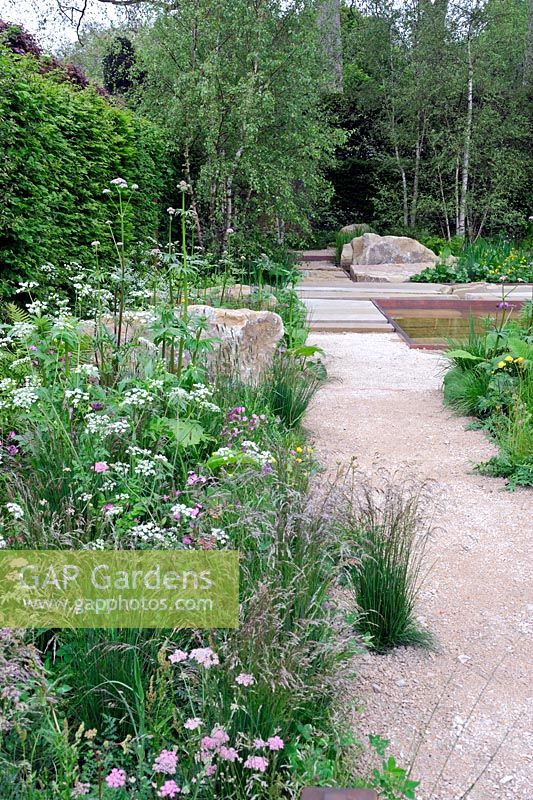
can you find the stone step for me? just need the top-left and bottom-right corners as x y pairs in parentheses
(309, 321), (394, 333)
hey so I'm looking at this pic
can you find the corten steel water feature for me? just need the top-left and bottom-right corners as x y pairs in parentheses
(373, 297), (524, 349)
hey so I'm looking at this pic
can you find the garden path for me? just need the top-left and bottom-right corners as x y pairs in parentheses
(306, 331), (532, 800)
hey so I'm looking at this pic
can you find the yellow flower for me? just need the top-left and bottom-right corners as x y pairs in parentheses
(295, 446), (303, 453)
(515, 357), (525, 364)
(497, 361), (506, 369)
(295, 458), (303, 463)
(504, 355), (513, 362)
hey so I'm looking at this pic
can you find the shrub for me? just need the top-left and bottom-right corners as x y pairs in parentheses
(0, 45), (170, 300)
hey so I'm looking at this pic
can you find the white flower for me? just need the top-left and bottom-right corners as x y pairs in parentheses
(9, 322), (35, 341)
(134, 459), (157, 477)
(5, 502), (24, 520)
(167, 207), (177, 216)
(82, 538), (106, 550)
(64, 388), (90, 408)
(211, 528), (228, 544)
(74, 364), (100, 378)
(12, 384), (39, 410)
(120, 388), (154, 408)
(131, 183), (139, 190)
(102, 189), (111, 195)
(26, 300), (47, 315)
(15, 280), (39, 293)
(110, 177), (128, 188)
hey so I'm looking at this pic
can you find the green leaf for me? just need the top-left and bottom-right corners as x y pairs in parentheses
(447, 349), (483, 361)
(507, 338), (533, 361)
(288, 344), (325, 358)
(164, 419), (205, 447)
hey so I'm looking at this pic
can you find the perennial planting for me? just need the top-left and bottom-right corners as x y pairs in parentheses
(0, 178), (415, 799)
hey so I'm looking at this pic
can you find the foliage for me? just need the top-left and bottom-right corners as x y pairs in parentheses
(133, 0), (344, 251)
(0, 43), (170, 300)
(341, 475), (433, 652)
(0, 179), (409, 798)
(331, 0), (532, 240)
(412, 238), (533, 284)
(443, 301), (533, 487)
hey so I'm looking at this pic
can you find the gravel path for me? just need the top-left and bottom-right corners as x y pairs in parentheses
(306, 333), (532, 800)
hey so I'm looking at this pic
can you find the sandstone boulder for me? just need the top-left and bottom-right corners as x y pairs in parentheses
(201, 283), (277, 309)
(351, 233), (438, 266)
(340, 242), (353, 269)
(188, 305), (284, 383)
(340, 222), (373, 236)
(84, 306), (284, 383)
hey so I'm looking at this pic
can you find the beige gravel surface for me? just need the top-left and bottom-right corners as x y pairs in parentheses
(306, 332), (532, 800)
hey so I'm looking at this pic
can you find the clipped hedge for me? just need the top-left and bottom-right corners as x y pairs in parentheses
(0, 46), (169, 298)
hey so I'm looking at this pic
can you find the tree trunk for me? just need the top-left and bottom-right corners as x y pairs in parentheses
(317, 0), (343, 92)
(409, 112), (426, 227)
(221, 147), (244, 254)
(436, 163), (451, 241)
(457, 36), (473, 238)
(395, 144), (409, 228)
(184, 142), (204, 251)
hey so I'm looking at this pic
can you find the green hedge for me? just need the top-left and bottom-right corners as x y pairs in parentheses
(0, 47), (169, 298)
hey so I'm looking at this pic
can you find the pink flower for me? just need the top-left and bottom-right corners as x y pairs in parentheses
(244, 755), (269, 772)
(159, 780), (181, 798)
(105, 768), (127, 788)
(211, 728), (229, 745)
(187, 471), (206, 486)
(205, 764), (216, 777)
(201, 728), (229, 751)
(189, 647), (219, 668)
(71, 781), (91, 797)
(152, 749), (178, 775)
(253, 738), (267, 748)
(218, 746), (239, 762)
(92, 461), (109, 473)
(169, 649), (188, 664)
(201, 736), (218, 751)
(184, 717), (203, 730)
(235, 673), (255, 687)
(267, 736), (284, 751)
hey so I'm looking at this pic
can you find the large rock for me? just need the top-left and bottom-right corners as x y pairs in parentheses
(340, 242), (353, 269)
(84, 306), (284, 383)
(351, 233), (438, 266)
(200, 283), (277, 309)
(347, 233), (438, 282)
(340, 222), (373, 236)
(188, 305), (284, 383)
(349, 263), (436, 283)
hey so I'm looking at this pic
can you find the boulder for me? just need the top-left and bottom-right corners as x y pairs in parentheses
(351, 233), (438, 265)
(83, 306), (284, 383)
(200, 283), (277, 309)
(188, 305), (284, 383)
(340, 242), (353, 269)
(349, 263), (435, 283)
(340, 222), (373, 236)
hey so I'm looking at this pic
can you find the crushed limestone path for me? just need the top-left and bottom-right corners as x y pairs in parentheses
(306, 332), (532, 800)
